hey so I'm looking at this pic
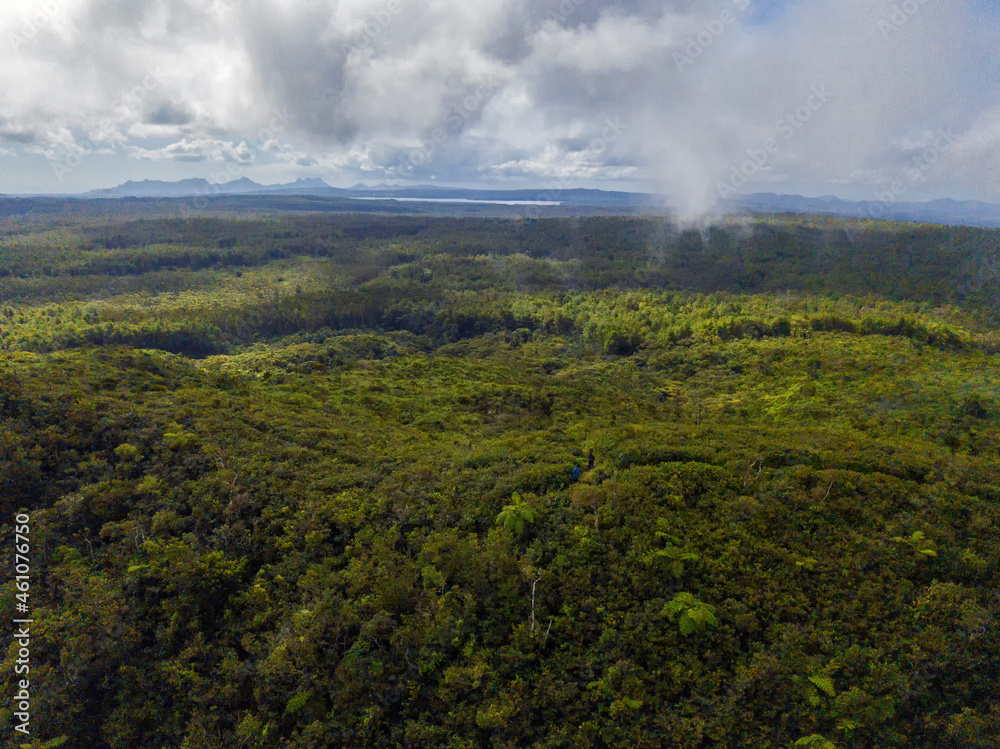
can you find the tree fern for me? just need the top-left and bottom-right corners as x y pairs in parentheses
(794, 735), (838, 749)
(891, 530), (937, 558)
(496, 492), (538, 536)
(809, 674), (836, 698)
(644, 545), (700, 579)
(662, 592), (718, 636)
(793, 673), (836, 707)
(285, 690), (311, 715)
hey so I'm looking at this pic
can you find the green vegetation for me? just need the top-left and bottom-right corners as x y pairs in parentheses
(661, 592), (718, 636)
(1, 207), (998, 747)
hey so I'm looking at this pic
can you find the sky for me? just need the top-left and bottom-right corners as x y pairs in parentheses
(1, 0), (998, 216)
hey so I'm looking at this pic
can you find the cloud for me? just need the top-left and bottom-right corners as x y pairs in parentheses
(0, 0), (996, 207)
(0, 128), (36, 145)
(529, 13), (685, 73)
(128, 138), (255, 163)
(619, 0), (995, 215)
(145, 102), (194, 126)
(24, 126), (95, 162)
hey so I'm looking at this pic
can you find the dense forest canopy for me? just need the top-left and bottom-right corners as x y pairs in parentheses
(1, 206), (998, 748)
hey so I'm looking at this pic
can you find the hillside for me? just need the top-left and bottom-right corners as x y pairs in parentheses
(1, 208), (998, 748)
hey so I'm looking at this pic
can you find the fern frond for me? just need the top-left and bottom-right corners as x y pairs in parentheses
(285, 691), (311, 714)
(808, 674), (836, 697)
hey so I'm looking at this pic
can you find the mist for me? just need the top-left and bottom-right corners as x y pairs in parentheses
(1, 0), (998, 208)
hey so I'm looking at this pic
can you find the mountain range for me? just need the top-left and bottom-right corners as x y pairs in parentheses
(80, 178), (655, 208)
(51, 178), (1000, 228)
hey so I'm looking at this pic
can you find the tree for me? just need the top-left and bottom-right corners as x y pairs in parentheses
(644, 531), (700, 579)
(793, 736), (838, 749)
(496, 492), (538, 536)
(571, 485), (604, 530)
(661, 592), (718, 636)
(891, 530), (937, 558)
(793, 673), (836, 708)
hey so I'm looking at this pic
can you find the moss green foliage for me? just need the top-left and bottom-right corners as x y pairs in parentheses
(496, 493), (538, 536)
(644, 526), (701, 579)
(793, 672), (837, 708)
(0, 208), (999, 747)
(661, 592), (719, 636)
(794, 736), (838, 749)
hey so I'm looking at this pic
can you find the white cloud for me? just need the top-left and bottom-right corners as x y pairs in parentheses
(128, 138), (255, 163)
(529, 12), (684, 73)
(23, 126), (93, 161)
(0, 0), (996, 206)
(954, 108), (1000, 156)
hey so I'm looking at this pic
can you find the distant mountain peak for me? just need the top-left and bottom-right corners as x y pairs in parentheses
(68, 179), (1000, 227)
(221, 177), (261, 186)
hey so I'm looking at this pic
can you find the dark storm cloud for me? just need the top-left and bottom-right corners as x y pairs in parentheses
(0, 128), (36, 144)
(146, 103), (194, 126)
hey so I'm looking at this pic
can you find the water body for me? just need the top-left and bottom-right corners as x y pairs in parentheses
(350, 197), (563, 206)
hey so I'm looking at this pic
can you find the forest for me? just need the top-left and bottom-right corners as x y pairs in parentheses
(1, 202), (998, 748)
